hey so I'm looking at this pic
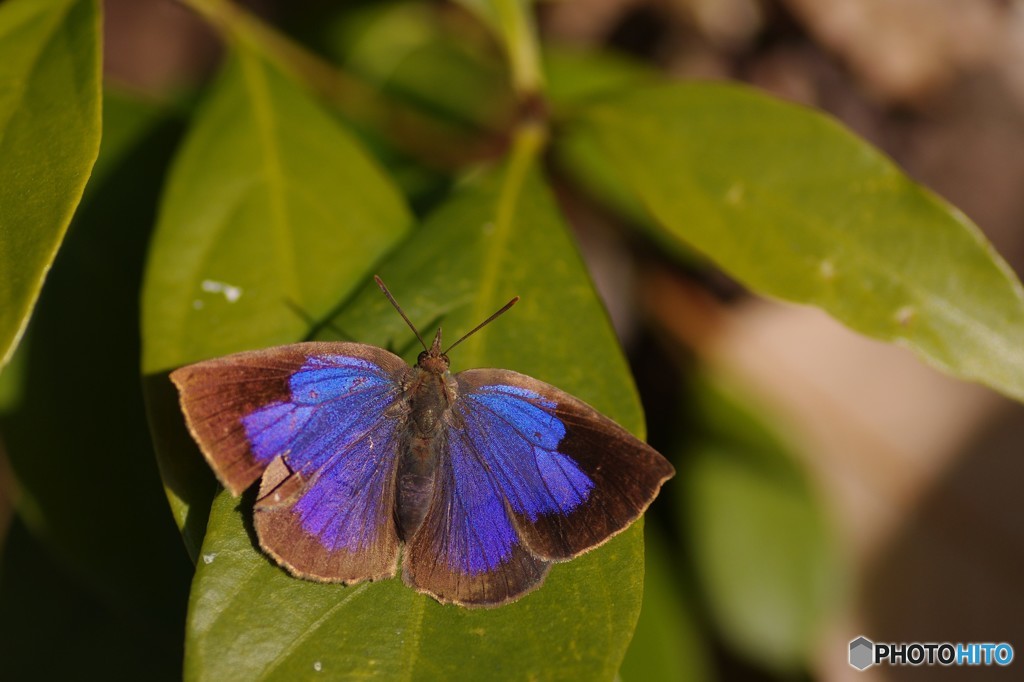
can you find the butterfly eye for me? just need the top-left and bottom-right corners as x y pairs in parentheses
(417, 351), (429, 366)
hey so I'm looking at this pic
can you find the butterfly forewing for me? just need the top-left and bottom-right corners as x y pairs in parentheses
(170, 345), (318, 494)
(171, 342), (412, 583)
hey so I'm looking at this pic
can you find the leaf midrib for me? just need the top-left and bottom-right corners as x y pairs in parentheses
(461, 125), (545, 368)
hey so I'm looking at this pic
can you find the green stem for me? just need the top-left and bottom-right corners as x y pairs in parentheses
(493, 0), (545, 98)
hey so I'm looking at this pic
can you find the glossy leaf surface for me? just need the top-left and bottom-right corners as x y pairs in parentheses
(570, 84), (1024, 402)
(0, 0), (102, 368)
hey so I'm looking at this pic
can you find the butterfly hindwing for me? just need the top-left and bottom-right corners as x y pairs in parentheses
(171, 342), (412, 583)
(401, 419), (550, 606)
(402, 368), (674, 606)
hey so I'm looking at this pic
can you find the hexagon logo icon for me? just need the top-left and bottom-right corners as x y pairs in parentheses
(849, 636), (874, 670)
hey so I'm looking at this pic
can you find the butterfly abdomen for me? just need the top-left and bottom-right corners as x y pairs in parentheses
(395, 435), (436, 541)
(394, 366), (456, 541)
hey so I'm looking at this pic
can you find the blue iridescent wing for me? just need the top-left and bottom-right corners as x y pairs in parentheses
(403, 369), (674, 606)
(170, 342), (411, 583)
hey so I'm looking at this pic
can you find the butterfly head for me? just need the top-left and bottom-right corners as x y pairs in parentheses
(417, 328), (450, 374)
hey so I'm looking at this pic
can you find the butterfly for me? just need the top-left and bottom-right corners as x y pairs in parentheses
(171, 277), (674, 607)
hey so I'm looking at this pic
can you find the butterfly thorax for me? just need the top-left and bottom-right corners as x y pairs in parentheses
(395, 353), (457, 541)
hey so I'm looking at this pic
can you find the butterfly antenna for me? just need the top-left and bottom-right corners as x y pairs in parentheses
(374, 275), (429, 352)
(444, 296), (520, 354)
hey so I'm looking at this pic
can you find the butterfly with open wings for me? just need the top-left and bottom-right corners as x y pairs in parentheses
(171, 277), (674, 607)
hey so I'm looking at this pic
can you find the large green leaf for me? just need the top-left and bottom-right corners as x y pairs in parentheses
(141, 45), (412, 555)
(682, 377), (839, 673)
(184, 131), (651, 681)
(568, 84), (1024, 403)
(0, 0), (101, 369)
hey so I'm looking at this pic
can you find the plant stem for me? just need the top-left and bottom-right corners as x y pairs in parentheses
(492, 0), (545, 98)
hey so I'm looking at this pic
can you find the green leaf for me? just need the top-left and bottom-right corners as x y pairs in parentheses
(327, 1), (513, 132)
(681, 377), (840, 673)
(619, 526), (710, 682)
(0, 0), (102, 369)
(184, 132), (649, 681)
(142, 47), (412, 372)
(0, 332), (27, 413)
(0, 89), (192, 628)
(569, 84), (1024, 403)
(545, 47), (657, 110)
(141, 45), (412, 555)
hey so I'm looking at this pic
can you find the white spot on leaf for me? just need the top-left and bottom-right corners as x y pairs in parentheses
(895, 305), (916, 327)
(202, 553), (216, 564)
(313, 661), (322, 672)
(819, 259), (836, 280)
(201, 279), (244, 303)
